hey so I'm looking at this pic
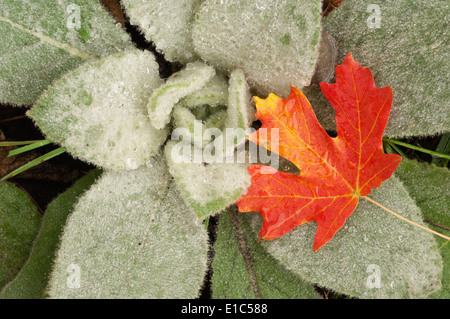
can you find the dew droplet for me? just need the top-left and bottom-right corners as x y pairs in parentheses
(126, 158), (139, 170)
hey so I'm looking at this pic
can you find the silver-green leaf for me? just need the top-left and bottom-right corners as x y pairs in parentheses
(0, 0), (133, 106)
(122, 0), (202, 64)
(394, 160), (450, 299)
(181, 73), (229, 109)
(47, 157), (209, 298)
(193, 0), (323, 97)
(0, 169), (102, 299)
(165, 141), (251, 220)
(28, 50), (167, 170)
(147, 61), (216, 130)
(307, 0), (450, 138)
(223, 69), (255, 152)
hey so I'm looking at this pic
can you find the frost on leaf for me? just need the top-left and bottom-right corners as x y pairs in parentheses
(205, 109), (228, 130)
(122, 0), (202, 64)
(172, 104), (209, 148)
(0, 0), (134, 106)
(193, 0), (323, 97)
(147, 61), (216, 130)
(394, 160), (450, 299)
(180, 73), (229, 109)
(165, 141), (251, 220)
(309, 0), (450, 137)
(223, 69), (255, 152)
(28, 50), (167, 170)
(47, 157), (209, 298)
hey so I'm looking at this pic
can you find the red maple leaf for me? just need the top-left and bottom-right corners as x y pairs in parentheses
(236, 53), (402, 251)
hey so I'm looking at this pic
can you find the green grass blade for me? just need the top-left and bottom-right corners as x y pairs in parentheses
(383, 140), (408, 159)
(0, 140), (48, 147)
(204, 216), (210, 230)
(387, 141), (408, 159)
(384, 139), (450, 160)
(431, 133), (450, 167)
(383, 141), (395, 154)
(1, 147), (66, 182)
(8, 140), (52, 157)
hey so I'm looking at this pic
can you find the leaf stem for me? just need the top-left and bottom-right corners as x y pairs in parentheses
(383, 138), (450, 160)
(361, 196), (450, 241)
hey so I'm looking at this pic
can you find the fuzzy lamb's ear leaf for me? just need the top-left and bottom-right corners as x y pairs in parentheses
(0, 0), (134, 106)
(225, 70), (255, 130)
(147, 61), (215, 130)
(427, 227), (450, 299)
(394, 160), (450, 299)
(247, 176), (443, 298)
(0, 182), (42, 290)
(0, 169), (102, 299)
(308, 0), (449, 138)
(28, 50), (167, 170)
(181, 73), (229, 109)
(47, 158), (209, 298)
(212, 208), (321, 299)
(193, 0), (323, 97)
(223, 69), (255, 152)
(395, 160), (450, 227)
(172, 105), (210, 148)
(205, 109), (228, 130)
(164, 141), (251, 220)
(121, 0), (201, 64)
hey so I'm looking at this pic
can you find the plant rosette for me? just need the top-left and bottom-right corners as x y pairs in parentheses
(0, 0), (447, 299)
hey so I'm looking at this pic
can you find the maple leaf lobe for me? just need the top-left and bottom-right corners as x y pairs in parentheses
(236, 53), (401, 251)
